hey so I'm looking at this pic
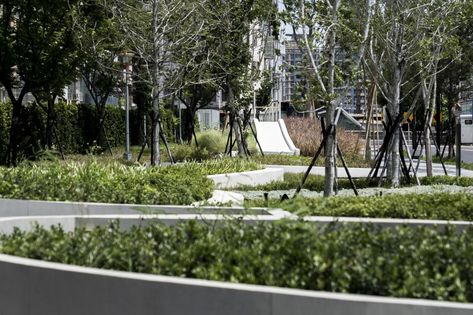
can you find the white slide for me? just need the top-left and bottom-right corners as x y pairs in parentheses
(254, 119), (300, 155)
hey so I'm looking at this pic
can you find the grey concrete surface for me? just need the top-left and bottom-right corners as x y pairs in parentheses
(0, 198), (271, 217)
(0, 253), (471, 315)
(266, 162), (473, 178)
(1, 212), (471, 235)
(208, 168), (284, 189)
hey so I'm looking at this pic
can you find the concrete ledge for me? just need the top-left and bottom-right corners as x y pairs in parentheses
(304, 216), (473, 231)
(0, 211), (293, 234)
(1, 212), (471, 235)
(0, 198), (271, 217)
(0, 253), (472, 315)
(265, 165), (369, 178)
(208, 168), (284, 189)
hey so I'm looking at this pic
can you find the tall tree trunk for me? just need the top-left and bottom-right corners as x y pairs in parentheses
(45, 95), (57, 149)
(5, 86), (28, 166)
(323, 0), (340, 197)
(364, 83), (376, 160)
(187, 107), (198, 147)
(151, 0), (161, 166)
(228, 85), (245, 157)
(8, 100), (22, 166)
(389, 62), (401, 187)
(424, 77), (437, 176)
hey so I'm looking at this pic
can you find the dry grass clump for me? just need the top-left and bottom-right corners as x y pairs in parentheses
(285, 117), (364, 158)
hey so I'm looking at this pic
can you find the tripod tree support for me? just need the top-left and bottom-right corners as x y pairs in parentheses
(294, 107), (359, 197)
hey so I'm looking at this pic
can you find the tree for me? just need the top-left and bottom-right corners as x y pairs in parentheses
(363, 0), (463, 184)
(76, 1), (126, 154)
(0, 0), (85, 164)
(436, 0), (473, 159)
(282, 0), (373, 196)
(364, 0), (431, 187)
(205, 0), (278, 157)
(417, 0), (461, 177)
(110, 0), (206, 165)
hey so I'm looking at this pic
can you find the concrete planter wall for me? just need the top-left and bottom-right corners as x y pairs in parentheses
(0, 198), (272, 217)
(1, 253), (472, 315)
(208, 168), (284, 189)
(1, 199), (473, 314)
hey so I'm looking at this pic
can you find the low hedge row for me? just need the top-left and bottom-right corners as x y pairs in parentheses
(0, 102), (178, 161)
(248, 193), (473, 220)
(252, 154), (371, 168)
(1, 221), (472, 302)
(0, 161), (214, 205)
(236, 174), (473, 192)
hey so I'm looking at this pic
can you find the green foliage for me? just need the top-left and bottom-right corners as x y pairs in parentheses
(0, 101), (157, 158)
(195, 130), (227, 156)
(249, 193), (473, 221)
(179, 158), (262, 176)
(2, 221), (473, 302)
(421, 176), (473, 187)
(236, 173), (373, 192)
(0, 161), (213, 205)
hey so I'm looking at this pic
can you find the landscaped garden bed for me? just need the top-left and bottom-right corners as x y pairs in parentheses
(0, 159), (260, 205)
(1, 220), (472, 303)
(234, 174), (473, 192)
(246, 193), (473, 221)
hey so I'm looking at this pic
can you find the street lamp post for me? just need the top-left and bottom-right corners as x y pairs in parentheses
(121, 53), (133, 161)
(453, 103), (462, 177)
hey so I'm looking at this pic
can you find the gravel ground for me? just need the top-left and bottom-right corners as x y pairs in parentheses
(236, 184), (473, 200)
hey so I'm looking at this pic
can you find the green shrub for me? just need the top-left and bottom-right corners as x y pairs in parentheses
(2, 221), (473, 302)
(0, 161), (213, 205)
(248, 193), (473, 220)
(235, 173), (374, 191)
(181, 158), (262, 175)
(251, 155), (371, 168)
(421, 176), (473, 187)
(195, 130), (226, 156)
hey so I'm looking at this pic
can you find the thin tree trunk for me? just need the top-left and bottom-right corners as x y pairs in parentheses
(151, 0), (161, 166)
(424, 76), (437, 177)
(364, 83), (376, 160)
(8, 100), (22, 166)
(389, 63), (401, 187)
(45, 95), (57, 149)
(323, 0), (340, 197)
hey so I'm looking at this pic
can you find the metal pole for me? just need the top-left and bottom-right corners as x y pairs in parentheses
(456, 118), (461, 177)
(123, 67), (132, 161)
(143, 114), (147, 148)
(253, 90), (256, 121)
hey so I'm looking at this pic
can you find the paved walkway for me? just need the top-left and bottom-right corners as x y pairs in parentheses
(266, 161), (473, 178)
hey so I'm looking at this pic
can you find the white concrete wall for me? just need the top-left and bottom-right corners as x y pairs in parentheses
(0, 198), (267, 217)
(0, 253), (471, 315)
(208, 168), (284, 189)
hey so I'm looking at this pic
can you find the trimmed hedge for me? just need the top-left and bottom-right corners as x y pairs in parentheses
(0, 102), (177, 161)
(236, 174), (473, 192)
(247, 193), (473, 220)
(0, 161), (213, 205)
(1, 221), (473, 302)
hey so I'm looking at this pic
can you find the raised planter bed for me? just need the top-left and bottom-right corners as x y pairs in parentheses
(0, 253), (471, 315)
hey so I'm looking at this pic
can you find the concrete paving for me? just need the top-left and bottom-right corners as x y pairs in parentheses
(266, 161), (473, 178)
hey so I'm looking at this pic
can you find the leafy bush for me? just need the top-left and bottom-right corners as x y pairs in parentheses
(195, 130), (226, 156)
(249, 193), (473, 220)
(2, 221), (473, 302)
(421, 176), (473, 187)
(235, 173), (374, 191)
(0, 161), (213, 205)
(182, 158), (262, 175)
